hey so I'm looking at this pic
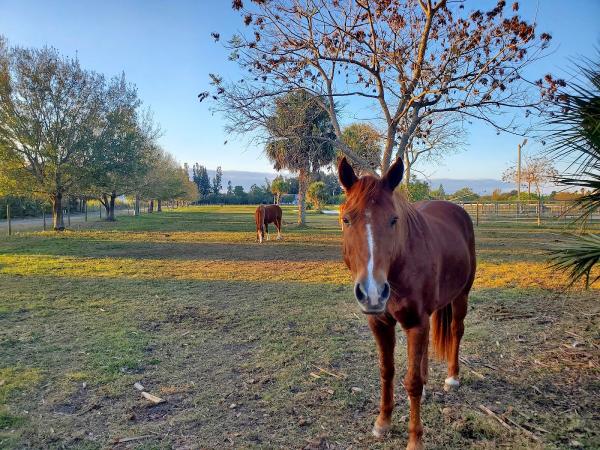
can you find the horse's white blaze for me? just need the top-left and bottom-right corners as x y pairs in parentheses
(365, 219), (378, 305)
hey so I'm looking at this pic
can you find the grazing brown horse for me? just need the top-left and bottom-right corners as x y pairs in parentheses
(338, 157), (476, 450)
(255, 204), (283, 243)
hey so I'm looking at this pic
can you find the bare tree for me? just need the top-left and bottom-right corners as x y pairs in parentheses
(502, 155), (558, 197)
(401, 113), (466, 186)
(204, 0), (560, 176)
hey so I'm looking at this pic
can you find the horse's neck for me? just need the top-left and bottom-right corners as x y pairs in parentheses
(393, 202), (429, 264)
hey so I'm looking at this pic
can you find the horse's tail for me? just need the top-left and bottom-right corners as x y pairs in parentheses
(431, 302), (453, 361)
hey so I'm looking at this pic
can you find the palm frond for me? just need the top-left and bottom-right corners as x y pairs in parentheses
(545, 52), (600, 288)
(558, 169), (600, 226)
(548, 233), (600, 288)
(546, 54), (600, 174)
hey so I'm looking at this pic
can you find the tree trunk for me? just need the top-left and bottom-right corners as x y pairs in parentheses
(148, 200), (154, 213)
(101, 193), (111, 219)
(157, 199), (162, 212)
(135, 195), (140, 216)
(107, 192), (116, 221)
(381, 128), (397, 173)
(51, 192), (65, 231)
(297, 168), (308, 226)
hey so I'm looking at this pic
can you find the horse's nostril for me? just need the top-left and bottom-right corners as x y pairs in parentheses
(381, 282), (390, 300)
(354, 283), (367, 302)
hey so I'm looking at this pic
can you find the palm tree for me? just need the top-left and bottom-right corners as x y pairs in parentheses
(547, 53), (600, 288)
(265, 90), (336, 225)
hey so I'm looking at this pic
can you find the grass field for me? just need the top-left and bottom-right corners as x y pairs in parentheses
(0, 205), (598, 449)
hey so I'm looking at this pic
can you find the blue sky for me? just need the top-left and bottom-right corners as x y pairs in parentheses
(1, 0), (598, 179)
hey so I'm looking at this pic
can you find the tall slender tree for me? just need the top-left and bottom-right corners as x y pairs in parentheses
(265, 90), (336, 225)
(212, 166), (223, 194)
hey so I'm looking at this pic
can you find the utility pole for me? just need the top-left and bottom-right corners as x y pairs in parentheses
(517, 138), (527, 213)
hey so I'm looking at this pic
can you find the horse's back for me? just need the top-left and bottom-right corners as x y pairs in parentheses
(414, 200), (474, 243)
(265, 204), (282, 222)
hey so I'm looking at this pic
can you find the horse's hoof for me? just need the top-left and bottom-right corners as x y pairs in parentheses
(406, 440), (424, 450)
(444, 376), (460, 392)
(372, 422), (390, 438)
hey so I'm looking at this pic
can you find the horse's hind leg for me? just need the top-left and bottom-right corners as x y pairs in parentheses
(275, 218), (282, 239)
(421, 324), (429, 400)
(445, 293), (468, 391)
(265, 222), (270, 241)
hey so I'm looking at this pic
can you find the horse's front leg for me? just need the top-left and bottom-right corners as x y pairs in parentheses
(368, 315), (396, 438)
(404, 319), (429, 450)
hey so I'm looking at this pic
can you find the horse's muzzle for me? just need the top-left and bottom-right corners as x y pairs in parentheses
(354, 280), (390, 314)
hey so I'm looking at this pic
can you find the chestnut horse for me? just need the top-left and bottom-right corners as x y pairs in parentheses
(255, 204), (283, 243)
(338, 157), (475, 450)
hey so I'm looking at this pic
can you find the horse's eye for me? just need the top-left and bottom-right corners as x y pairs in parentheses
(342, 216), (350, 225)
(390, 217), (398, 227)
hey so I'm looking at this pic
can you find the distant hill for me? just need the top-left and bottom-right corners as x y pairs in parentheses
(428, 178), (514, 195)
(192, 169), (555, 195)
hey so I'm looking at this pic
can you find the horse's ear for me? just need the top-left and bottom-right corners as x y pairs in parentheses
(338, 157), (358, 191)
(382, 157), (404, 191)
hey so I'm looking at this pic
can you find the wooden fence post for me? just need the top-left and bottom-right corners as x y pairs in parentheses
(537, 198), (541, 227)
(6, 204), (11, 236)
(85, 202), (88, 222)
(476, 202), (480, 226)
(67, 201), (71, 227)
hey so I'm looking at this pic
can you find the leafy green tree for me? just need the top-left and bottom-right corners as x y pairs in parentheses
(212, 166), (223, 194)
(192, 163), (211, 197)
(233, 185), (245, 196)
(307, 181), (328, 211)
(430, 184), (446, 200)
(403, 177), (431, 201)
(271, 176), (289, 204)
(451, 187), (480, 202)
(341, 123), (382, 174)
(286, 177), (299, 195)
(265, 90), (336, 225)
(227, 180), (233, 195)
(87, 74), (156, 221)
(137, 148), (195, 211)
(0, 44), (104, 230)
(199, 166), (211, 197)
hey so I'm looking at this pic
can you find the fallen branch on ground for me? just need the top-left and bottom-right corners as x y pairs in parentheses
(478, 404), (513, 432)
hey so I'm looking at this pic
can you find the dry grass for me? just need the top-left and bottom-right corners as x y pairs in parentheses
(0, 205), (598, 449)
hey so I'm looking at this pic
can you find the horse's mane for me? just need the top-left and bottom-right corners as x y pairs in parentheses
(343, 176), (415, 218)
